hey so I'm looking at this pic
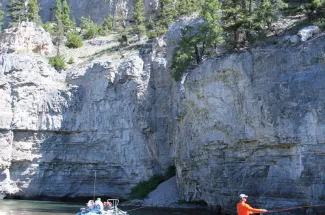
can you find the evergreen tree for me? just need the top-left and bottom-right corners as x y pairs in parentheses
(0, 3), (4, 32)
(254, 0), (286, 31)
(80, 16), (99, 39)
(133, 0), (146, 40)
(99, 14), (113, 36)
(7, 0), (26, 27)
(222, 0), (286, 47)
(54, 0), (64, 55)
(200, 0), (223, 56)
(155, 0), (176, 35)
(176, 0), (200, 16)
(170, 0), (223, 81)
(61, 0), (74, 32)
(221, 0), (245, 47)
(55, 0), (62, 26)
(27, 0), (41, 23)
(304, 0), (322, 19)
(159, 0), (176, 27)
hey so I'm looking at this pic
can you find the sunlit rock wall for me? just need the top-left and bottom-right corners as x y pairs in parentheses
(0, 38), (172, 199)
(171, 37), (325, 212)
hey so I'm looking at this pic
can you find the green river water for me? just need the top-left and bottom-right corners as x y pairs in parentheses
(0, 200), (218, 215)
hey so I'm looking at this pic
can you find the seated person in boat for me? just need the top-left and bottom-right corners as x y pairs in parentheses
(94, 198), (104, 213)
(86, 200), (94, 211)
(103, 201), (113, 210)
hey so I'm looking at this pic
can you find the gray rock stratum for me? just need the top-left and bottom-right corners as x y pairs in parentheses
(0, 23), (172, 199)
(172, 40), (325, 213)
(1, 23), (325, 214)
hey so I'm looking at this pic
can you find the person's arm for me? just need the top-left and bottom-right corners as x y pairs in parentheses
(244, 204), (267, 213)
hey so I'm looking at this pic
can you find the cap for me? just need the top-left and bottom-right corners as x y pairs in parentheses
(239, 194), (248, 198)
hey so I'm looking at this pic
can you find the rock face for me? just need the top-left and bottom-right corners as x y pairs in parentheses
(1, 21), (325, 214)
(0, 28), (172, 198)
(0, 22), (54, 55)
(172, 37), (325, 212)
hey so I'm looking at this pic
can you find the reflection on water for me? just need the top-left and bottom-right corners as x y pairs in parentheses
(0, 200), (217, 215)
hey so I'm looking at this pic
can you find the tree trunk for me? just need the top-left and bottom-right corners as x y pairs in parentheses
(194, 44), (201, 64)
(249, 0), (252, 13)
(241, 0), (246, 9)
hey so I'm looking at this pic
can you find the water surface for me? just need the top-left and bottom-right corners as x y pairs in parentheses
(0, 200), (217, 215)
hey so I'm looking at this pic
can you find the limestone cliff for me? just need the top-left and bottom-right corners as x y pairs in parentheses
(171, 38), (325, 212)
(0, 23), (172, 199)
(1, 21), (325, 214)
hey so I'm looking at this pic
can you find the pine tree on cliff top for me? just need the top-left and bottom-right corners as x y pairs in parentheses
(7, 0), (26, 27)
(170, 0), (223, 81)
(176, 0), (200, 16)
(200, 0), (223, 50)
(0, 3), (4, 32)
(61, 0), (74, 32)
(155, 0), (176, 34)
(54, 0), (64, 55)
(27, 0), (41, 24)
(133, 0), (146, 40)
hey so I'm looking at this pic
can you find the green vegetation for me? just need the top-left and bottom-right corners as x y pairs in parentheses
(61, 0), (75, 32)
(27, 0), (41, 23)
(118, 34), (128, 47)
(49, 55), (66, 70)
(148, 0), (177, 36)
(80, 16), (100, 39)
(99, 14), (113, 36)
(221, 0), (286, 47)
(66, 32), (83, 48)
(67, 57), (75, 64)
(130, 175), (164, 199)
(7, 0), (26, 27)
(130, 165), (176, 200)
(42, 22), (55, 35)
(133, 0), (146, 40)
(304, 0), (324, 19)
(176, 0), (201, 16)
(0, 3), (4, 32)
(170, 0), (223, 81)
(54, 0), (64, 55)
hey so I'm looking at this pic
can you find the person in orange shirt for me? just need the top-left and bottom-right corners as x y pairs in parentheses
(237, 194), (268, 215)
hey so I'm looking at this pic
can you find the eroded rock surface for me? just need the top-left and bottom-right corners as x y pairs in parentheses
(172, 37), (325, 212)
(1, 21), (325, 214)
(0, 22), (53, 55)
(0, 26), (172, 198)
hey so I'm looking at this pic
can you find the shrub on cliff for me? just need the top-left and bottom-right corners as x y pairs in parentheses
(80, 16), (100, 39)
(42, 22), (55, 35)
(66, 32), (83, 48)
(49, 55), (66, 70)
(99, 14), (113, 36)
(67, 57), (74, 64)
(130, 175), (164, 199)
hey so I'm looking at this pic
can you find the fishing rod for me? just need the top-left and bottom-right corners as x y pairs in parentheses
(217, 203), (325, 214)
(93, 170), (97, 201)
(266, 204), (325, 213)
(125, 206), (147, 212)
